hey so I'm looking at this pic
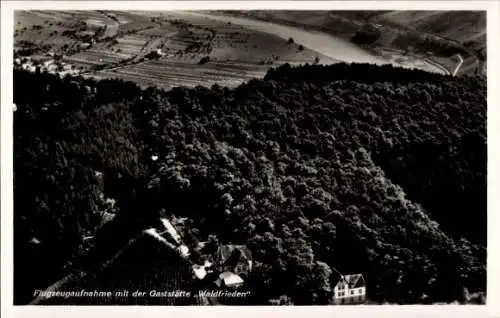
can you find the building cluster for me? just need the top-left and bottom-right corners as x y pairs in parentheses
(143, 216), (253, 293)
(14, 55), (80, 78)
(193, 244), (253, 289)
(138, 216), (367, 305)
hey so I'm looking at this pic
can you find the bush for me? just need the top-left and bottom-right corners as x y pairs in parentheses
(198, 56), (210, 65)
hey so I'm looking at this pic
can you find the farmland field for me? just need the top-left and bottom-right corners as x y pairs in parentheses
(64, 48), (127, 68)
(90, 58), (270, 90)
(79, 11), (338, 88)
(111, 35), (148, 59)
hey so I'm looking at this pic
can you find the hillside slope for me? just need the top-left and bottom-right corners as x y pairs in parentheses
(232, 10), (486, 76)
(380, 11), (486, 45)
(14, 63), (486, 305)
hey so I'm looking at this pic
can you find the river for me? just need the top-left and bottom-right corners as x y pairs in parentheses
(172, 11), (447, 75)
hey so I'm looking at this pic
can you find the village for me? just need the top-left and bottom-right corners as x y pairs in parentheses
(14, 54), (81, 78)
(13, 46), (171, 79)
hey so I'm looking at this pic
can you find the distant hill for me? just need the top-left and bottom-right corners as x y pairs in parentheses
(379, 11), (486, 46)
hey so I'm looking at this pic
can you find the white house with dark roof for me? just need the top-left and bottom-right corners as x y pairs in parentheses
(332, 272), (366, 305)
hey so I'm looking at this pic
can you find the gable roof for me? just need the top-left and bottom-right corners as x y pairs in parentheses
(217, 271), (244, 287)
(216, 245), (252, 263)
(333, 273), (366, 288)
(344, 274), (365, 288)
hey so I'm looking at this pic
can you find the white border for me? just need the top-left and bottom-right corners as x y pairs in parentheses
(2, 1), (499, 318)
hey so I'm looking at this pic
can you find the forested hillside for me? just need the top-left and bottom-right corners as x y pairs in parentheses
(14, 63), (486, 305)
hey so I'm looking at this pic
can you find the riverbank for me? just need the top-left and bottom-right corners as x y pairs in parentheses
(208, 11), (452, 75)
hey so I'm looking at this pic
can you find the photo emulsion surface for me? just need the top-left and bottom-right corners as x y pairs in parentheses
(13, 10), (487, 306)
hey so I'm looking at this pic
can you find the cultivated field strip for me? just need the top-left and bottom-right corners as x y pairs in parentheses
(91, 58), (267, 90)
(137, 27), (178, 38)
(112, 35), (148, 57)
(64, 49), (125, 66)
(28, 10), (75, 22)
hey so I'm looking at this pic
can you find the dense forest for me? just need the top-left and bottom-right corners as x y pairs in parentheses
(13, 62), (486, 305)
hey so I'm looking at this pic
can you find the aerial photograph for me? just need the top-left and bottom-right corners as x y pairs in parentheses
(13, 10), (486, 306)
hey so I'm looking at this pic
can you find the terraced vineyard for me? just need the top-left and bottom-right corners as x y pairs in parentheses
(91, 58), (269, 90)
(64, 48), (126, 68)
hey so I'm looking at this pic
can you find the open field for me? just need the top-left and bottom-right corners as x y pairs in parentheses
(15, 10), (118, 42)
(14, 10), (81, 53)
(380, 11), (486, 45)
(104, 10), (157, 36)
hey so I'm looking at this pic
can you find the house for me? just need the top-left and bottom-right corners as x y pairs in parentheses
(43, 60), (54, 68)
(332, 273), (366, 305)
(80, 42), (91, 49)
(215, 271), (244, 288)
(47, 64), (58, 74)
(192, 260), (214, 280)
(22, 63), (36, 72)
(172, 216), (188, 226)
(156, 48), (165, 56)
(177, 244), (190, 259)
(215, 244), (252, 277)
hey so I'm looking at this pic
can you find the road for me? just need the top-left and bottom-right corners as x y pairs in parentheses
(453, 54), (464, 76)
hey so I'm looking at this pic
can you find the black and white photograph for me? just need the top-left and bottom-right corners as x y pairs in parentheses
(1, 1), (497, 314)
